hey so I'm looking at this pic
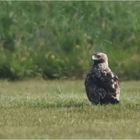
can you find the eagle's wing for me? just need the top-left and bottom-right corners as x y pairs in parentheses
(102, 71), (120, 100)
(93, 67), (119, 93)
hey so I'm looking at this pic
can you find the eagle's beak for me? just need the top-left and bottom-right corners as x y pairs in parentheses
(92, 55), (98, 60)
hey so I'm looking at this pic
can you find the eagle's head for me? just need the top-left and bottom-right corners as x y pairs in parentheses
(92, 52), (109, 67)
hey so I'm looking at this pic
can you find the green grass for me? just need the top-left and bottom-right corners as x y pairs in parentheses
(0, 80), (139, 139)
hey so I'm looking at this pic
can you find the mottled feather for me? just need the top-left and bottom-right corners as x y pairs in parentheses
(85, 52), (120, 105)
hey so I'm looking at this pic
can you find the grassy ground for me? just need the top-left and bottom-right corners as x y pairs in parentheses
(0, 80), (139, 139)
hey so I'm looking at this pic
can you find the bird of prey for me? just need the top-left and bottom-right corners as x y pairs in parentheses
(85, 52), (120, 105)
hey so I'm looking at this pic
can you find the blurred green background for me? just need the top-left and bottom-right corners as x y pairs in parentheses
(0, 1), (140, 80)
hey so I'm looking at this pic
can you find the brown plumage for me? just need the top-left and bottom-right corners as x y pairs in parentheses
(85, 52), (120, 105)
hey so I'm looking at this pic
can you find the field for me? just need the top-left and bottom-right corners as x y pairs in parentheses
(0, 80), (139, 139)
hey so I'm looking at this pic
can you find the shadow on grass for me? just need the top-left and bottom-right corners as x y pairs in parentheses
(1, 99), (139, 110)
(27, 100), (91, 109)
(0, 100), (90, 109)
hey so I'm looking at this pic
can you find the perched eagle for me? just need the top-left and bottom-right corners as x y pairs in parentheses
(85, 52), (120, 105)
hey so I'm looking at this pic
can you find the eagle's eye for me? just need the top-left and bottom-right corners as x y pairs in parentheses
(96, 55), (101, 58)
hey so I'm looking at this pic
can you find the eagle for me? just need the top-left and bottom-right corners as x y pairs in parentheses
(85, 52), (120, 105)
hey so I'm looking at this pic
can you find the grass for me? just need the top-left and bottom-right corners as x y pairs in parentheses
(0, 80), (139, 139)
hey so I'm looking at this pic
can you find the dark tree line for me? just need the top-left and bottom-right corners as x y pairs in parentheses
(0, 1), (139, 80)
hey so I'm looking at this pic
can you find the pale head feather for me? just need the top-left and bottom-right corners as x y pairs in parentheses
(92, 52), (109, 67)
